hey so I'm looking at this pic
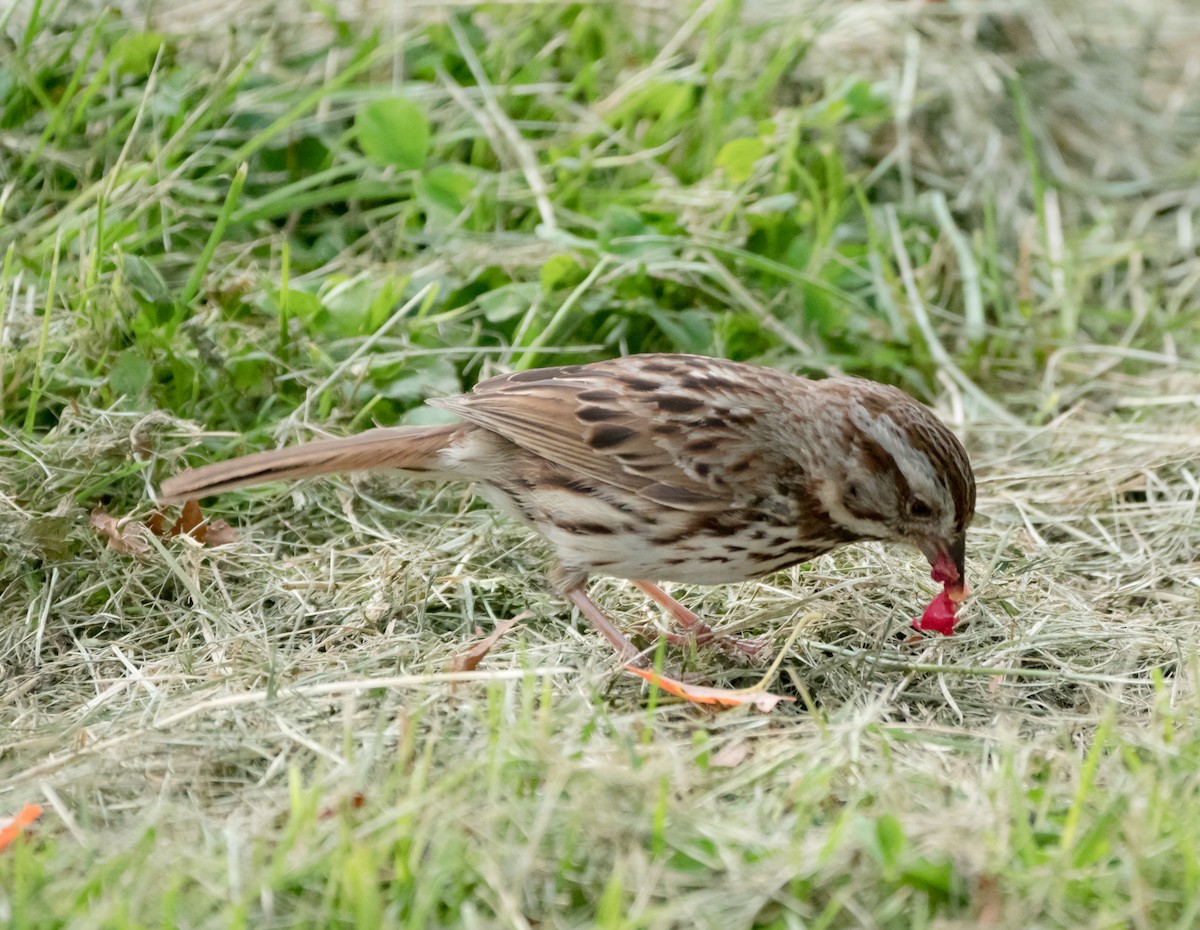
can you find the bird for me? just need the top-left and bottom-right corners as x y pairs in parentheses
(160, 353), (975, 707)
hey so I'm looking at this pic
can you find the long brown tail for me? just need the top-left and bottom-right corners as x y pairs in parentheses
(159, 424), (462, 503)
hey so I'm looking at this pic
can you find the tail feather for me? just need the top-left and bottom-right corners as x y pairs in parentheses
(159, 424), (461, 503)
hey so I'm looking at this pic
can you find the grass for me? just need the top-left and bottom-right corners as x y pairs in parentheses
(2, 0), (1200, 926)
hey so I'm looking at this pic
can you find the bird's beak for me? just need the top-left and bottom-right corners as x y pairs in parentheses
(918, 533), (968, 602)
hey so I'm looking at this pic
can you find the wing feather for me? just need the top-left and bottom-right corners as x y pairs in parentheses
(428, 358), (744, 511)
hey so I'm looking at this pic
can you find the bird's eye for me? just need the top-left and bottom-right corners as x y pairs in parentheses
(910, 498), (933, 519)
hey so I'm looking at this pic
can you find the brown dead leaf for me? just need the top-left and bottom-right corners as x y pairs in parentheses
(451, 618), (521, 673)
(168, 499), (204, 540)
(145, 499), (239, 547)
(97, 499), (239, 555)
(203, 519), (239, 546)
(90, 505), (149, 555)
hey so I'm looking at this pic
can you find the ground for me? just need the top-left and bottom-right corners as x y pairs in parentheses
(2, 1), (1200, 927)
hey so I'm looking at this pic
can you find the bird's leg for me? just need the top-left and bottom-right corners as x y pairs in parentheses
(564, 586), (640, 662)
(564, 585), (790, 710)
(632, 581), (768, 656)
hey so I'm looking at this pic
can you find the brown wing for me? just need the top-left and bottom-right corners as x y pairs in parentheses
(428, 355), (784, 512)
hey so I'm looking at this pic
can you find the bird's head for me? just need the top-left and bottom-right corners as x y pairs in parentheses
(817, 382), (975, 600)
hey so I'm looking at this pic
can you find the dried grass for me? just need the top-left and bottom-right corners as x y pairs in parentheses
(3, 366), (1198, 798)
(3, 0), (1200, 922)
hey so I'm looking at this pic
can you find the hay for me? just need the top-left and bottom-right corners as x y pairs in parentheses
(3, 368), (1199, 797)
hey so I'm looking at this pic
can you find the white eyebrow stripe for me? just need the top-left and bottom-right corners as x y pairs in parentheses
(848, 401), (953, 515)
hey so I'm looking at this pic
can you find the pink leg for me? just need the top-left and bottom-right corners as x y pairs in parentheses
(632, 581), (767, 656)
(565, 586), (640, 661)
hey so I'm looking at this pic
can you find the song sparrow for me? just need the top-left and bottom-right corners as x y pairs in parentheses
(161, 354), (975, 706)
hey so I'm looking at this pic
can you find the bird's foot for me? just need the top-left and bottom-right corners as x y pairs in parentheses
(630, 624), (769, 657)
(564, 583), (816, 713)
(632, 581), (766, 656)
(623, 610), (822, 711)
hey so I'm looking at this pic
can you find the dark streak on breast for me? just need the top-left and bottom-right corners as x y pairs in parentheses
(555, 521), (616, 535)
